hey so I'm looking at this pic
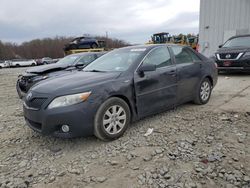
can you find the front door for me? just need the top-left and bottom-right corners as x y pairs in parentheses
(134, 46), (177, 117)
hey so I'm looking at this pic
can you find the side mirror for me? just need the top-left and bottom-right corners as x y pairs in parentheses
(137, 64), (156, 76)
(218, 44), (223, 48)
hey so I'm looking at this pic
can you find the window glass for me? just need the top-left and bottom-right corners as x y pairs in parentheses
(223, 36), (250, 48)
(172, 46), (193, 64)
(188, 50), (201, 61)
(84, 47), (145, 72)
(77, 55), (96, 64)
(143, 47), (171, 68)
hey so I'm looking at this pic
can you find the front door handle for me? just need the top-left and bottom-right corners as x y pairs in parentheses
(167, 70), (177, 77)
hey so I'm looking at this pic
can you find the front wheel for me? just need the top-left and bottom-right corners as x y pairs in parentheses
(193, 78), (212, 105)
(94, 97), (131, 141)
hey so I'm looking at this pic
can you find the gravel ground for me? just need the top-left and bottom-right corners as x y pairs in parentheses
(0, 68), (249, 188)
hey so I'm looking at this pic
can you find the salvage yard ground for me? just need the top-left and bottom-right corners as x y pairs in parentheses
(0, 68), (249, 188)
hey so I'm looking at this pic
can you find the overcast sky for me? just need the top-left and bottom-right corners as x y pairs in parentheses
(0, 0), (200, 44)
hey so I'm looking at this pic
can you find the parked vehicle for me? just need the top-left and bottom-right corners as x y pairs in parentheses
(0, 61), (9, 68)
(41, 57), (54, 64)
(10, 59), (37, 67)
(215, 35), (250, 72)
(17, 52), (105, 98)
(23, 44), (218, 140)
(64, 37), (100, 51)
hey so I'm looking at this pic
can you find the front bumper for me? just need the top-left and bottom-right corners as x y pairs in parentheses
(23, 99), (98, 138)
(216, 59), (250, 72)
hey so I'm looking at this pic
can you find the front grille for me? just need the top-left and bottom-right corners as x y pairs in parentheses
(218, 53), (240, 60)
(26, 98), (47, 109)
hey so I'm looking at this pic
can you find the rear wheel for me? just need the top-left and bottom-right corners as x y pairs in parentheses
(194, 78), (212, 105)
(94, 97), (131, 141)
(31, 63), (35, 66)
(91, 43), (98, 49)
(16, 64), (20, 67)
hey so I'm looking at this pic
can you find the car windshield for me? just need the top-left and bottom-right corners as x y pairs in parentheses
(83, 47), (146, 72)
(223, 36), (250, 48)
(57, 55), (80, 65)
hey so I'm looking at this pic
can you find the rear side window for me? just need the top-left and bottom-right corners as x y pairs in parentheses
(187, 50), (201, 61)
(171, 46), (193, 64)
(143, 47), (172, 68)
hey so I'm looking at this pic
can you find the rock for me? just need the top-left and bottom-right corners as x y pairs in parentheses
(143, 156), (152, 162)
(96, 177), (107, 183)
(232, 157), (238, 162)
(50, 146), (62, 153)
(110, 160), (119, 166)
(219, 115), (232, 122)
(155, 148), (164, 154)
(57, 171), (66, 177)
(19, 160), (28, 168)
(159, 167), (169, 176)
(131, 166), (139, 170)
(243, 176), (250, 182)
(48, 176), (55, 183)
(68, 168), (80, 175)
(195, 167), (203, 173)
(163, 174), (171, 180)
(238, 137), (244, 143)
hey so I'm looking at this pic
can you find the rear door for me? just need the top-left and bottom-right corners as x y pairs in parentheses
(134, 46), (177, 117)
(170, 46), (202, 103)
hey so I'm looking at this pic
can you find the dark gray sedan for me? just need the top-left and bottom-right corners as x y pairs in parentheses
(23, 44), (218, 140)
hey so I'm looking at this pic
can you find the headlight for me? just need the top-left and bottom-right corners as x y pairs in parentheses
(47, 92), (91, 109)
(243, 52), (250, 57)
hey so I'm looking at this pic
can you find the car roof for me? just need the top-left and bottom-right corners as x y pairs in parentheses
(119, 44), (187, 51)
(228, 34), (250, 40)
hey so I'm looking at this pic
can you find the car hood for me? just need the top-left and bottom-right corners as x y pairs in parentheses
(31, 71), (121, 95)
(216, 47), (250, 53)
(26, 63), (69, 74)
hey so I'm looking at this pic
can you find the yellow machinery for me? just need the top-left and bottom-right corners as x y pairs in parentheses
(148, 32), (198, 50)
(64, 48), (105, 56)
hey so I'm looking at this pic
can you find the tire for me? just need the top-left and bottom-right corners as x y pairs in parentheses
(94, 97), (131, 141)
(16, 64), (20, 67)
(91, 43), (98, 49)
(193, 78), (212, 105)
(31, 63), (35, 66)
(71, 44), (78, 50)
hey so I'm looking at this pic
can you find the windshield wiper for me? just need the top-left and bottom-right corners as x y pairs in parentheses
(83, 69), (106, 72)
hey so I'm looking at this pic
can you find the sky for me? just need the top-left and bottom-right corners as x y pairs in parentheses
(0, 0), (200, 44)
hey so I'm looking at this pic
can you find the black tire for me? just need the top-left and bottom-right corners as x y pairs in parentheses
(0, 66), (2, 69)
(16, 64), (20, 67)
(91, 43), (98, 49)
(193, 78), (212, 105)
(31, 63), (35, 66)
(94, 97), (131, 141)
(71, 44), (78, 50)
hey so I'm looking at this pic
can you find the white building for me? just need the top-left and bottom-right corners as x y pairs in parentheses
(199, 0), (250, 57)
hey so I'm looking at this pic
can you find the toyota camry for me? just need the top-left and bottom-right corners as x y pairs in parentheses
(23, 44), (218, 141)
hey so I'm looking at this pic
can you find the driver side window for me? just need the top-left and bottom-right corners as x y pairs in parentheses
(143, 47), (172, 68)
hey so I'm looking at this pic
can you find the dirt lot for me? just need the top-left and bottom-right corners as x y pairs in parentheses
(0, 68), (249, 188)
